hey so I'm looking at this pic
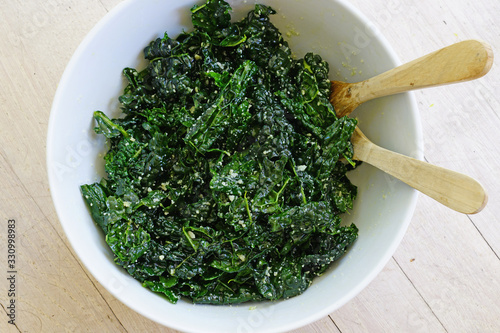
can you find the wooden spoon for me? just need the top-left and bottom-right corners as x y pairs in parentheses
(350, 127), (488, 214)
(330, 40), (493, 117)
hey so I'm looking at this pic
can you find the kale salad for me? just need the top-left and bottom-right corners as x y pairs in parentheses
(81, 0), (359, 305)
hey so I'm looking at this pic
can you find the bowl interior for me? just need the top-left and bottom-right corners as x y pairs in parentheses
(47, 0), (422, 332)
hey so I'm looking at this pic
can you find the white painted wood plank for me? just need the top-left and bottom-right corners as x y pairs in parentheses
(330, 258), (446, 333)
(394, 195), (500, 332)
(290, 316), (340, 333)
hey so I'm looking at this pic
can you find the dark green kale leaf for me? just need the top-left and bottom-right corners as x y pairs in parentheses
(142, 276), (180, 303)
(81, 182), (109, 232)
(184, 60), (258, 153)
(81, 0), (358, 305)
(191, 0), (232, 33)
(106, 222), (151, 264)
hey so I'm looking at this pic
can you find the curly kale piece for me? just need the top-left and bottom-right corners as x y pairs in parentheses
(81, 0), (358, 305)
(191, 0), (232, 33)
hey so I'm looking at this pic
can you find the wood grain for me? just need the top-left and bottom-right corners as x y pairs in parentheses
(0, 0), (499, 332)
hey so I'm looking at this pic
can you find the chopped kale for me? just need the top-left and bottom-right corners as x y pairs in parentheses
(81, 0), (358, 305)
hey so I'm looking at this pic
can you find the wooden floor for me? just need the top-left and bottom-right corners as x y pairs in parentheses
(1, 0), (499, 332)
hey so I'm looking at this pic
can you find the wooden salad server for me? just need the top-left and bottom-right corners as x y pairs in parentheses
(330, 39), (493, 117)
(329, 40), (492, 214)
(350, 127), (488, 214)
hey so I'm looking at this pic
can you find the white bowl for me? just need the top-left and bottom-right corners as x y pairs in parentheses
(47, 0), (423, 332)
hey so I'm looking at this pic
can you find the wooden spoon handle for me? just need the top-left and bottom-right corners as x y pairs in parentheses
(351, 128), (488, 214)
(332, 40), (493, 117)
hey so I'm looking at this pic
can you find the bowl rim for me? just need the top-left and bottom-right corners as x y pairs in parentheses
(46, 0), (423, 331)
